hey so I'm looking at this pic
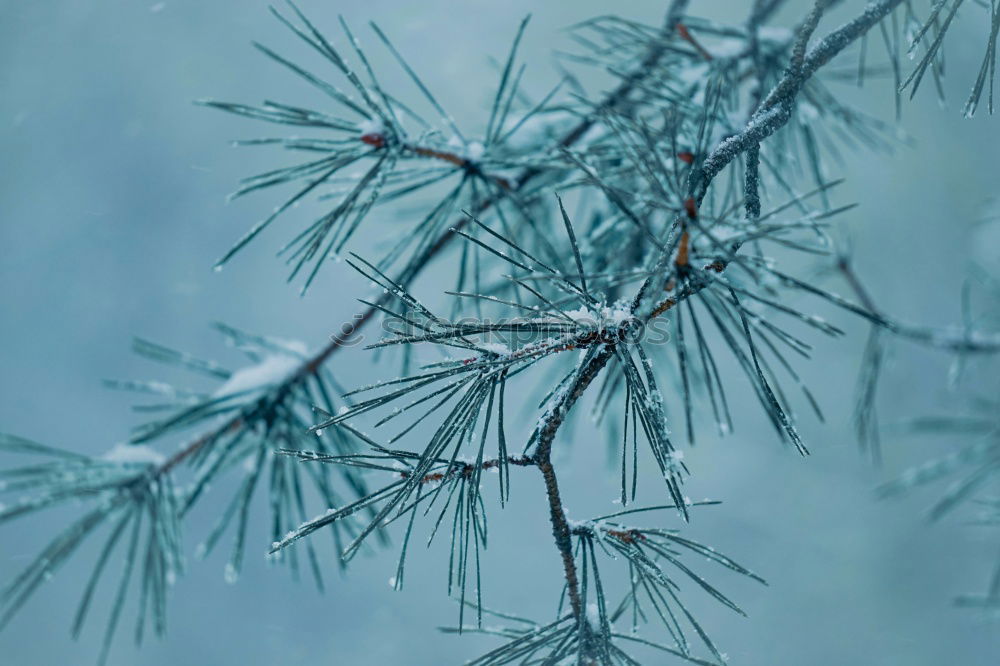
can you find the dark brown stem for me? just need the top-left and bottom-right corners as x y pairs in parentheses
(533, 345), (616, 620)
(537, 456), (582, 618)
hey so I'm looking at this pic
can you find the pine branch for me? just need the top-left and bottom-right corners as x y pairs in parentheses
(8, 1), (1000, 663)
(153, 0), (695, 518)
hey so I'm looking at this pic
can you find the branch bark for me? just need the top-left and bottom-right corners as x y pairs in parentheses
(533, 345), (617, 621)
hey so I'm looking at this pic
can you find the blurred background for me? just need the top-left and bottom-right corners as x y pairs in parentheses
(1, 1), (998, 664)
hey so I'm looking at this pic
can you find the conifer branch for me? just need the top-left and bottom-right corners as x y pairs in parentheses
(7, 1), (1000, 663)
(152, 0), (696, 506)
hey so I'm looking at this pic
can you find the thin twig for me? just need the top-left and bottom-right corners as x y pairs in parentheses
(533, 345), (617, 621)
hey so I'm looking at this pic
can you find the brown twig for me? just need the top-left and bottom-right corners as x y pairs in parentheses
(533, 345), (617, 621)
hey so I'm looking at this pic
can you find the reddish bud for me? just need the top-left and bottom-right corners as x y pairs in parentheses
(677, 151), (695, 165)
(360, 133), (386, 148)
(684, 197), (698, 220)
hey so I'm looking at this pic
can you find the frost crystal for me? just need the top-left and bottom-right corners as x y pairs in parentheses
(102, 442), (166, 466)
(465, 141), (485, 162)
(586, 602), (600, 628)
(212, 352), (303, 398)
(358, 117), (385, 136)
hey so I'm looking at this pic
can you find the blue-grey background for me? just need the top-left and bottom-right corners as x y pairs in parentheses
(1, 1), (998, 664)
